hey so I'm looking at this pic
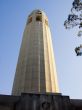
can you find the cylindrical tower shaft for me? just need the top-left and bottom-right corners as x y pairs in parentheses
(12, 10), (59, 95)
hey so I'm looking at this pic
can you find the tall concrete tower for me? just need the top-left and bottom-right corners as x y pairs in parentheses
(12, 10), (59, 95)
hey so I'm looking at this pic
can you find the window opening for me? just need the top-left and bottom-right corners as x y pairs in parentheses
(45, 20), (48, 25)
(28, 17), (32, 24)
(36, 16), (42, 22)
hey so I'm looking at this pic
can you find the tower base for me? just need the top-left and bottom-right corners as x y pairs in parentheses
(0, 92), (82, 110)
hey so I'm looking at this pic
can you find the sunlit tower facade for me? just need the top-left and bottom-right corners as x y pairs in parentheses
(0, 10), (81, 110)
(12, 10), (59, 95)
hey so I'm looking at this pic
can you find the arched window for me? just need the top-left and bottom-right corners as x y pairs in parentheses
(36, 15), (42, 22)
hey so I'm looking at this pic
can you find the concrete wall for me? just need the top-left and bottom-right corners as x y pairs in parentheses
(0, 93), (82, 110)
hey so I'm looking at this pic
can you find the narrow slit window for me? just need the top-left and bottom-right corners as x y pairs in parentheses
(28, 17), (32, 24)
(45, 20), (48, 25)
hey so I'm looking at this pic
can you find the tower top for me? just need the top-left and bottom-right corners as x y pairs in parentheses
(28, 9), (48, 18)
(30, 9), (46, 14)
(27, 9), (48, 25)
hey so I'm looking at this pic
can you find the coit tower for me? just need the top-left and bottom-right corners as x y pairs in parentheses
(12, 10), (59, 95)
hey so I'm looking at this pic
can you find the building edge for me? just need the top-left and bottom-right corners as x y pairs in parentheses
(0, 93), (82, 110)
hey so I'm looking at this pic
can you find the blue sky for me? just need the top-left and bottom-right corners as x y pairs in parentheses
(0, 0), (82, 99)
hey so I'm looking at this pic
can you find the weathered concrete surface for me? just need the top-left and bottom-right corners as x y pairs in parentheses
(0, 93), (82, 110)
